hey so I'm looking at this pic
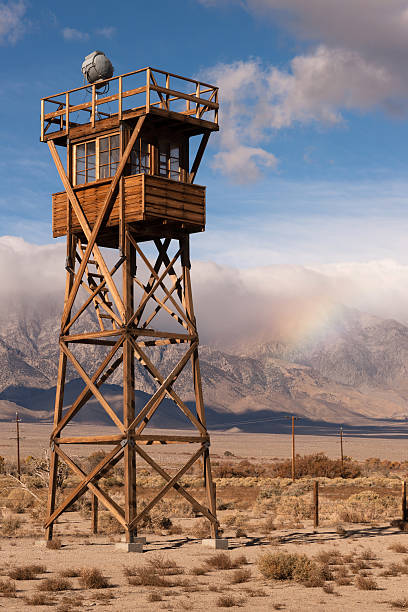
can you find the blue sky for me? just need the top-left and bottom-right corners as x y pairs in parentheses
(2, 0), (408, 268)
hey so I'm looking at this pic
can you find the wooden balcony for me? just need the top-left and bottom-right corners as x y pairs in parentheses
(41, 67), (219, 144)
(52, 174), (206, 241)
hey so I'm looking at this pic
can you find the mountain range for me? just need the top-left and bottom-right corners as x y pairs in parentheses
(2, 301), (408, 429)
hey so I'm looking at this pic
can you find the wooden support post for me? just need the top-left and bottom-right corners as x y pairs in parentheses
(16, 411), (21, 481)
(292, 416), (296, 482)
(91, 494), (98, 534)
(123, 231), (137, 542)
(91, 84), (96, 127)
(402, 481), (407, 522)
(118, 76), (122, 121)
(340, 426), (344, 476)
(313, 481), (319, 529)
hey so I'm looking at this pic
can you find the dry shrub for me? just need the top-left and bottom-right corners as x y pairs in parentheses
(392, 598), (408, 609)
(216, 594), (243, 608)
(213, 460), (263, 478)
(148, 591), (163, 602)
(322, 583), (335, 594)
(360, 548), (376, 560)
(38, 577), (72, 592)
(0, 578), (16, 597)
(389, 543), (408, 554)
(46, 538), (62, 550)
(124, 564), (177, 588)
(147, 554), (184, 576)
(270, 453), (360, 479)
(261, 517), (276, 534)
(204, 553), (245, 571)
(315, 549), (340, 565)
(24, 593), (55, 606)
(230, 568), (251, 584)
(258, 551), (328, 586)
(6, 489), (34, 513)
(8, 564), (46, 580)
(355, 575), (378, 590)
(338, 491), (397, 523)
(79, 567), (109, 589)
(1, 515), (22, 536)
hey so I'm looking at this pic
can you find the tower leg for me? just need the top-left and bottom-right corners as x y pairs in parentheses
(123, 231), (137, 542)
(182, 237), (219, 538)
(46, 254), (74, 540)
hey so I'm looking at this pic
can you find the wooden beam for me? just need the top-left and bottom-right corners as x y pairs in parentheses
(189, 131), (210, 184)
(60, 342), (125, 432)
(47, 141), (125, 326)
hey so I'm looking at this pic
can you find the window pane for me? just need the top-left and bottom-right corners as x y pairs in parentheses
(99, 137), (109, 152)
(170, 171), (180, 181)
(111, 148), (120, 163)
(170, 145), (179, 158)
(87, 168), (95, 181)
(100, 151), (109, 166)
(87, 141), (95, 155)
(87, 154), (96, 169)
(110, 162), (119, 175)
(110, 134), (119, 149)
(76, 172), (85, 185)
(100, 165), (109, 179)
(77, 144), (85, 157)
(76, 159), (86, 173)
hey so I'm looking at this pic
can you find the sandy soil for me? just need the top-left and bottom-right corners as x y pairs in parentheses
(2, 521), (408, 611)
(2, 423), (408, 610)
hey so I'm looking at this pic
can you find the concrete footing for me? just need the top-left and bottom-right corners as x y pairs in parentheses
(201, 538), (228, 550)
(115, 541), (144, 553)
(120, 535), (146, 545)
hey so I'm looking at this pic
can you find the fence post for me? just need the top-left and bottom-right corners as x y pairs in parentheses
(91, 494), (98, 534)
(313, 481), (319, 529)
(402, 481), (407, 522)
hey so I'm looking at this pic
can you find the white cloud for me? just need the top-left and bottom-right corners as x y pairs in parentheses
(62, 27), (89, 41)
(0, 0), (26, 44)
(201, 0), (408, 180)
(95, 26), (116, 39)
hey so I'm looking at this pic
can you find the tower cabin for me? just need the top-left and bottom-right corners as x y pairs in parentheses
(41, 67), (219, 248)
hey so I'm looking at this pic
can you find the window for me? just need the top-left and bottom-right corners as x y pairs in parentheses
(99, 134), (120, 178)
(159, 142), (180, 181)
(75, 141), (96, 185)
(129, 139), (150, 175)
(74, 133), (120, 185)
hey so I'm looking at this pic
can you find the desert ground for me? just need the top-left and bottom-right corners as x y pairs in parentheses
(1, 424), (408, 610)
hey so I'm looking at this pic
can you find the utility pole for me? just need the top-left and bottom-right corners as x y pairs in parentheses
(289, 416), (299, 481)
(340, 425), (344, 476)
(16, 411), (21, 481)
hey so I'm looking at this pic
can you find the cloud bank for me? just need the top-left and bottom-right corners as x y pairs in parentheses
(3, 236), (408, 348)
(201, 0), (408, 180)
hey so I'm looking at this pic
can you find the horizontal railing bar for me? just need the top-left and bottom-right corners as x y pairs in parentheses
(150, 85), (218, 109)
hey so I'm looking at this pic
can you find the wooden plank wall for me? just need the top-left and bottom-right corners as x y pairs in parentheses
(52, 174), (205, 237)
(144, 175), (205, 226)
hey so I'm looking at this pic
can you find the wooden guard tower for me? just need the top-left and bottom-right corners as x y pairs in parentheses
(40, 66), (220, 544)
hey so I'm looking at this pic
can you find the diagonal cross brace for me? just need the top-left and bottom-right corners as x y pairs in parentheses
(44, 444), (123, 528)
(132, 443), (218, 528)
(128, 445), (205, 531)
